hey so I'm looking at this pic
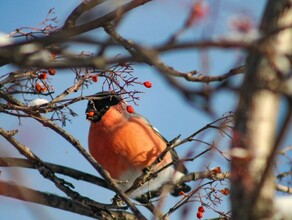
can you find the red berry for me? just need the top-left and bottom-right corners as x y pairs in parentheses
(220, 188), (230, 196)
(212, 166), (222, 174)
(39, 72), (47, 80)
(231, 16), (253, 33)
(126, 105), (135, 114)
(178, 191), (185, 196)
(48, 68), (56, 75)
(35, 82), (42, 93)
(119, 62), (128, 67)
(41, 86), (47, 93)
(143, 81), (152, 88)
(92, 75), (98, 82)
(197, 211), (203, 219)
(194, 2), (207, 17)
(198, 206), (205, 213)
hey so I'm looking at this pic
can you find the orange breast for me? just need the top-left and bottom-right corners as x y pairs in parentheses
(88, 108), (171, 179)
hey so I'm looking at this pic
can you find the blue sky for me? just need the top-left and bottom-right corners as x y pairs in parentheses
(2, 1), (290, 220)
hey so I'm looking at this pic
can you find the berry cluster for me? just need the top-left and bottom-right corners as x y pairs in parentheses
(34, 68), (56, 93)
(196, 206), (205, 219)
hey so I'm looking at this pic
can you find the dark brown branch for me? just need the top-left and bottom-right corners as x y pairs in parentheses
(170, 65), (245, 83)
(0, 38), (252, 70)
(180, 171), (230, 183)
(0, 70), (36, 86)
(0, 181), (98, 218)
(0, 181), (136, 220)
(49, 75), (88, 104)
(0, 1), (151, 68)
(59, 0), (151, 37)
(157, 40), (252, 52)
(63, 0), (107, 29)
(104, 23), (245, 83)
(0, 157), (109, 189)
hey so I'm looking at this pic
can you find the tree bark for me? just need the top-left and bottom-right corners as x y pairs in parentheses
(231, 0), (292, 219)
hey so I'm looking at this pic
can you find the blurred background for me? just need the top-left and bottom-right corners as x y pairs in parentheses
(1, 1), (290, 219)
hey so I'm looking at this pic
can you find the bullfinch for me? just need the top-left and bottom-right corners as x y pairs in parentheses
(86, 92), (190, 197)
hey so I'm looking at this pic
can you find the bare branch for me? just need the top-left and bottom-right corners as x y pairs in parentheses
(63, 0), (107, 29)
(0, 181), (136, 220)
(276, 184), (292, 194)
(0, 157), (109, 189)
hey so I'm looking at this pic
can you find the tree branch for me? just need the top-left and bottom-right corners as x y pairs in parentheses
(63, 0), (107, 29)
(0, 180), (136, 220)
(0, 157), (109, 189)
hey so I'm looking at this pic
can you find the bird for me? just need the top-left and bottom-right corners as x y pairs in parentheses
(86, 91), (190, 197)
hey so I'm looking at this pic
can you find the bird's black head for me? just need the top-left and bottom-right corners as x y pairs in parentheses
(86, 92), (121, 122)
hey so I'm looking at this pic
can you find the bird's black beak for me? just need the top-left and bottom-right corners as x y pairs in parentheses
(86, 92), (121, 122)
